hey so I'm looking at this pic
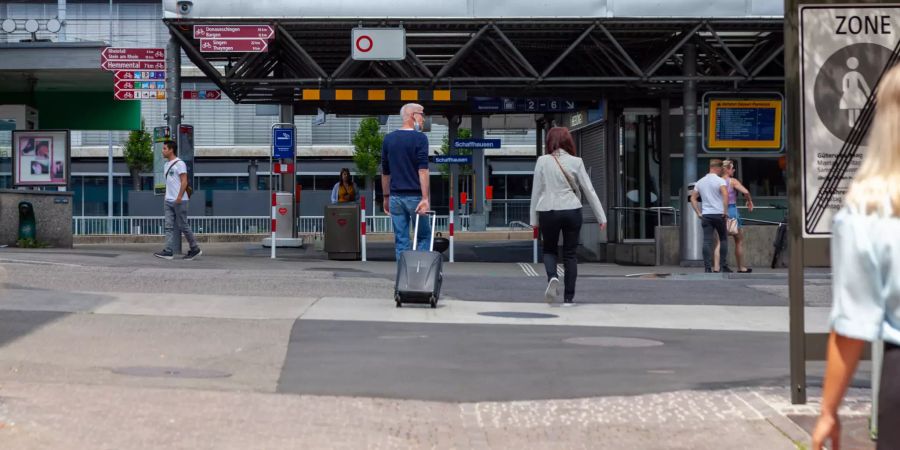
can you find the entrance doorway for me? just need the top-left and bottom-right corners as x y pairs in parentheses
(617, 109), (662, 242)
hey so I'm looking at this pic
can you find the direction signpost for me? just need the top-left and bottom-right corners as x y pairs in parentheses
(195, 25), (274, 53)
(100, 47), (167, 101)
(199, 38), (268, 53)
(194, 25), (274, 40)
(183, 90), (222, 100)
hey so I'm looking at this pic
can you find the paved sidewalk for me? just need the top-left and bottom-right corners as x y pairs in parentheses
(0, 382), (871, 450)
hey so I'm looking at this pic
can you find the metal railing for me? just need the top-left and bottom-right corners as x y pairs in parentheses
(610, 206), (680, 242)
(73, 215), (470, 236)
(488, 199), (531, 227)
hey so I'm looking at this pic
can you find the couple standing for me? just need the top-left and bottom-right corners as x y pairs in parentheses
(690, 159), (753, 273)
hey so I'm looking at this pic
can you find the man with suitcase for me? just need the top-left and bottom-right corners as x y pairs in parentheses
(381, 103), (431, 261)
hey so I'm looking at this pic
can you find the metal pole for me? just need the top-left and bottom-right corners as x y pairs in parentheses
(472, 115), (484, 216)
(279, 104), (297, 238)
(57, 0), (66, 41)
(107, 0), (113, 228)
(680, 42), (702, 265)
(448, 115), (459, 213)
(166, 27), (182, 253)
(784, 0), (806, 404)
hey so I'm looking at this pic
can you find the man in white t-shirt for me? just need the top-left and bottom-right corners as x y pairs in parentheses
(153, 140), (201, 260)
(690, 159), (730, 273)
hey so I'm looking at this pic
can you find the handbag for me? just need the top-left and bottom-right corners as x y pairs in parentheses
(551, 152), (581, 200)
(727, 217), (739, 236)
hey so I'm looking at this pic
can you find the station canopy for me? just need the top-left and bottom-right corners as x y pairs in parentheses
(164, 0), (785, 115)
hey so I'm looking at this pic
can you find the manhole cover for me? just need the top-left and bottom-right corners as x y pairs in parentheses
(111, 366), (231, 379)
(478, 312), (559, 319)
(563, 337), (664, 348)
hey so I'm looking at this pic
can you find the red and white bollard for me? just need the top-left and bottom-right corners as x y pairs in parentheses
(532, 226), (539, 264)
(271, 192), (277, 259)
(360, 196), (367, 262)
(449, 196), (455, 263)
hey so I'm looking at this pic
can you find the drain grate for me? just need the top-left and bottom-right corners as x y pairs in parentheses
(563, 337), (664, 348)
(478, 311), (559, 319)
(111, 366), (231, 379)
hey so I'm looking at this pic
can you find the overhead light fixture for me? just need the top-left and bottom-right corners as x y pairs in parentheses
(46, 18), (61, 33)
(1, 19), (15, 33)
(24, 19), (39, 33)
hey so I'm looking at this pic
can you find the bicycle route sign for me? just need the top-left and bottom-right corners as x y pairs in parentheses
(799, 5), (900, 237)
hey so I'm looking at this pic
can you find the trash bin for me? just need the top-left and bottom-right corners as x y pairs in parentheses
(18, 201), (36, 241)
(680, 183), (702, 264)
(274, 192), (293, 239)
(324, 202), (360, 260)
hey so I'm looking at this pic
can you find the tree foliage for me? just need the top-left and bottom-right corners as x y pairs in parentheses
(122, 121), (153, 190)
(351, 118), (385, 189)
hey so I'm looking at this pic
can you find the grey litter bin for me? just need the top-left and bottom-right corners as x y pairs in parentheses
(324, 202), (361, 260)
(274, 192), (294, 239)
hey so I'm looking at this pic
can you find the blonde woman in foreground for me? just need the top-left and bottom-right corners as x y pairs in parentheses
(812, 65), (900, 450)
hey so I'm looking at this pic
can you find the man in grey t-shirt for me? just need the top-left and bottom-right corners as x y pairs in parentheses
(153, 140), (201, 261)
(690, 159), (730, 273)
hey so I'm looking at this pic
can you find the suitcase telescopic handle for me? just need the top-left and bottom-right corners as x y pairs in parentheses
(412, 211), (437, 251)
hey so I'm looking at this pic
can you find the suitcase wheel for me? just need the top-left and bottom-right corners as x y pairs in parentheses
(395, 293), (402, 308)
(429, 295), (437, 309)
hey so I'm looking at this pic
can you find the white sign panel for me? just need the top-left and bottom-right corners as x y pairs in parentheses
(800, 5), (900, 237)
(351, 28), (406, 61)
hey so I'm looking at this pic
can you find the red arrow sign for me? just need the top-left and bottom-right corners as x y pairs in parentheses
(115, 89), (166, 101)
(114, 90), (137, 100)
(199, 38), (268, 53)
(102, 60), (166, 71)
(194, 25), (274, 40)
(115, 80), (136, 90)
(101, 47), (165, 61)
(114, 71), (134, 80)
(183, 90), (222, 100)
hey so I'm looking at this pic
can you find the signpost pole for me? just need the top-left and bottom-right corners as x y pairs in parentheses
(107, 0), (113, 232)
(361, 196), (367, 262)
(785, 0), (806, 405)
(280, 105), (297, 239)
(449, 196), (455, 263)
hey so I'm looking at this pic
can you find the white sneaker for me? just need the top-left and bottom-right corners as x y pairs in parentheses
(545, 277), (560, 303)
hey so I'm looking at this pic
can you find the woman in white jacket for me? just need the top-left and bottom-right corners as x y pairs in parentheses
(530, 127), (607, 305)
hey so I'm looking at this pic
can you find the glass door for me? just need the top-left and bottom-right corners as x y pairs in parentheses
(618, 110), (661, 241)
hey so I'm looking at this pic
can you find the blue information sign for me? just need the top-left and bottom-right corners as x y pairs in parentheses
(452, 139), (501, 150)
(472, 96), (577, 114)
(272, 127), (295, 159)
(434, 155), (473, 164)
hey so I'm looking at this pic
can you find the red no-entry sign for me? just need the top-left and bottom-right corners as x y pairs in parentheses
(355, 35), (373, 53)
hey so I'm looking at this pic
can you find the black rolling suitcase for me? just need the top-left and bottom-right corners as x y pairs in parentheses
(394, 212), (443, 308)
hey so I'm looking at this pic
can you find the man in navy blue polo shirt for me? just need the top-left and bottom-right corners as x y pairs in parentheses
(381, 103), (431, 261)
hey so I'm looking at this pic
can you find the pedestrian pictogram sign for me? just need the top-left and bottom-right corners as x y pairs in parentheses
(351, 28), (405, 60)
(800, 5), (900, 237)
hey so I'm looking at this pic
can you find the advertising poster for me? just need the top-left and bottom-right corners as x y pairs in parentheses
(12, 130), (70, 187)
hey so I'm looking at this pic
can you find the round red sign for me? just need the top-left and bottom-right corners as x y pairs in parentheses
(278, 207), (288, 215)
(355, 35), (373, 53)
